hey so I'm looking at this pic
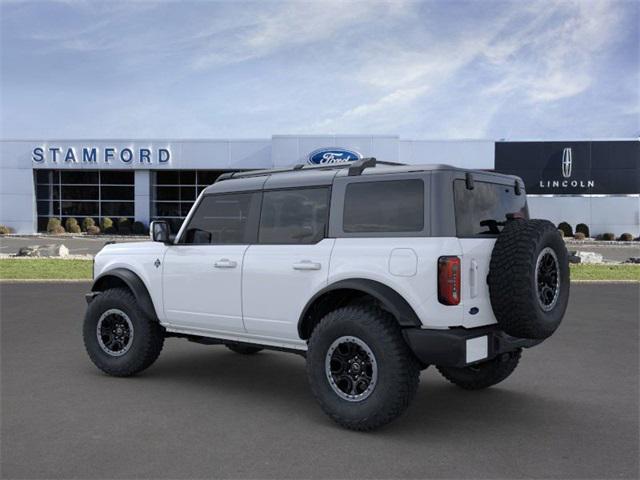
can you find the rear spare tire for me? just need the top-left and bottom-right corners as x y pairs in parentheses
(488, 219), (569, 340)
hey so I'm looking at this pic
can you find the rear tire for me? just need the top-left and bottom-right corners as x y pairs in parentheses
(306, 305), (420, 431)
(436, 349), (521, 390)
(225, 344), (263, 355)
(83, 288), (164, 377)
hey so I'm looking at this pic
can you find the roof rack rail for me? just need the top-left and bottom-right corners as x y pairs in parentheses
(216, 172), (235, 182)
(215, 157), (404, 182)
(348, 157), (377, 176)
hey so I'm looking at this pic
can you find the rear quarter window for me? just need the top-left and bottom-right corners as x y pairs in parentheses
(454, 179), (528, 237)
(343, 179), (424, 233)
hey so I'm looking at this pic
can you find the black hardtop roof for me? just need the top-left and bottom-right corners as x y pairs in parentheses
(202, 157), (521, 194)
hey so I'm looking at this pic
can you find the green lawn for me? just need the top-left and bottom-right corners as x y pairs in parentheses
(0, 259), (92, 279)
(569, 263), (640, 281)
(0, 259), (638, 281)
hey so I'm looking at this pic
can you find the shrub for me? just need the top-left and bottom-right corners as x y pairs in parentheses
(573, 232), (586, 240)
(50, 225), (66, 235)
(65, 217), (81, 234)
(557, 229), (565, 238)
(618, 233), (634, 242)
(599, 232), (615, 241)
(117, 217), (132, 234)
(132, 221), (146, 235)
(557, 222), (573, 238)
(575, 223), (590, 238)
(86, 225), (101, 235)
(101, 217), (115, 233)
(46, 218), (62, 233)
(0, 224), (13, 234)
(82, 217), (96, 231)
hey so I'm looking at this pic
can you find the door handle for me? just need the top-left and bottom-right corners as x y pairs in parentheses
(214, 258), (237, 269)
(293, 260), (321, 271)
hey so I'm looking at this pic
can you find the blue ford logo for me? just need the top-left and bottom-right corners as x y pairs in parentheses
(308, 147), (362, 165)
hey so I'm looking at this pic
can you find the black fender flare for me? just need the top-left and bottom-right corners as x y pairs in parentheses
(298, 278), (422, 338)
(91, 268), (158, 320)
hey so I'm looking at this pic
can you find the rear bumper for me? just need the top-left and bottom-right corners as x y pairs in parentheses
(402, 325), (542, 368)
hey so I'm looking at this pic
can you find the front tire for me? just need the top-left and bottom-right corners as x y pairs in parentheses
(436, 349), (521, 390)
(306, 305), (420, 431)
(83, 288), (164, 377)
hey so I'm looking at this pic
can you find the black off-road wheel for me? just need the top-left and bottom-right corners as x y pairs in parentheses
(83, 288), (164, 377)
(225, 344), (263, 355)
(436, 349), (522, 390)
(488, 219), (569, 340)
(306, 305), (420, 431)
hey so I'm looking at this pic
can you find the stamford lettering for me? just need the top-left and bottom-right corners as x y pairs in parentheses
(32, 146), (171, 165)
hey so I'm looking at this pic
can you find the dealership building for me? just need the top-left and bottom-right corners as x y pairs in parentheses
(0, 136), (638, 235)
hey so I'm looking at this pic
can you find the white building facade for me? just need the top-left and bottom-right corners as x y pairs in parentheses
(0, 136), (637, 236)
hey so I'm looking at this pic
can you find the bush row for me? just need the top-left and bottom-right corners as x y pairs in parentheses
(556, 222), (637, 241)
(44, 218), (148, 236)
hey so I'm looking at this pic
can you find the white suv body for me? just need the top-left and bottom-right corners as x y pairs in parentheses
(85, 159), (569, 430)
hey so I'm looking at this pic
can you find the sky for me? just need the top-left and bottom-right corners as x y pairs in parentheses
(1, 0), (638, 140)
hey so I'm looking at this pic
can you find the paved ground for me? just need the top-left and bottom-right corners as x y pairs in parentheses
(0, 236), (147, 256)
(1, 283), (638, 479)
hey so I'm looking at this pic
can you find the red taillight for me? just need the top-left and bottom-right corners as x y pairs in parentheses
(438, 256), (461, 305)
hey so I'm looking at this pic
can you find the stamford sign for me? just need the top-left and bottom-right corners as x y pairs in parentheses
(308, 147), (362, 165)
(32, 146), (171, 165)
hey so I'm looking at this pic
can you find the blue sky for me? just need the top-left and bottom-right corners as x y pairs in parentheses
(1, 0), (638, 140)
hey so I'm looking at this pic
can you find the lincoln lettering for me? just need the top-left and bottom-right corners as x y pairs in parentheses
(539, 179), (595, 188)
(32, 147), (170, 164)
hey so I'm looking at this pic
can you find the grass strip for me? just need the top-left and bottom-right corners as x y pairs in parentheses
(0, 259), (92, 279)
(0, 259), (638, 281)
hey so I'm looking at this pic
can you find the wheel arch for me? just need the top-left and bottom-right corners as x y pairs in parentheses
(91, 268), (158, 321)
(298, 278), (422, 339)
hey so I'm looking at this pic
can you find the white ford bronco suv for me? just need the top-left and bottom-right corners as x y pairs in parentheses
(84, 158), (569, 431)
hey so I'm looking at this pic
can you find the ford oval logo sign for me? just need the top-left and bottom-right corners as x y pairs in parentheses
(308, 147), (362, 165)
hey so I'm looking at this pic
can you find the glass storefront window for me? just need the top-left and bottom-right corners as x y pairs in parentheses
(151, 170), (228, 230)
(35, 170), (134, 231)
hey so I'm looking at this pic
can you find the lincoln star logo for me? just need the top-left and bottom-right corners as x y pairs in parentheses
(308, 147), (362, 165)
(561, 147), (572, 178)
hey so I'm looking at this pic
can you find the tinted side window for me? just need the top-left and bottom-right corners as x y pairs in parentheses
(454, 180), (529, 237)
(343, 179), (424, 233)
(259, 188), (330, 244)
(181, 192), (259, 244)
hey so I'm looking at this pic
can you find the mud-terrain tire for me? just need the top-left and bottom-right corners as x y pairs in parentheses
(306, 305), (420, 431)
(83, 288), (164, 376)
(226, 344), (263, 355)
(488, 219), (569, 339)
(436, 349), (521, 390)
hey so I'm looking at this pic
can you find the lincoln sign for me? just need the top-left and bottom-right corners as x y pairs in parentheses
(495, 140), (639, 195)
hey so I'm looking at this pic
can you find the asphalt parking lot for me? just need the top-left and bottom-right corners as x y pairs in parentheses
(1, 283), (638, 479)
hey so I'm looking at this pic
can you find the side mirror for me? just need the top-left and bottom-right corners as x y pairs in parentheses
(150, 220), (171, 244)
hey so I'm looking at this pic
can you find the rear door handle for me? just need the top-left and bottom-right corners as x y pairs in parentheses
(214, 258), (237, 269)
(293, 260), (321, 271)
